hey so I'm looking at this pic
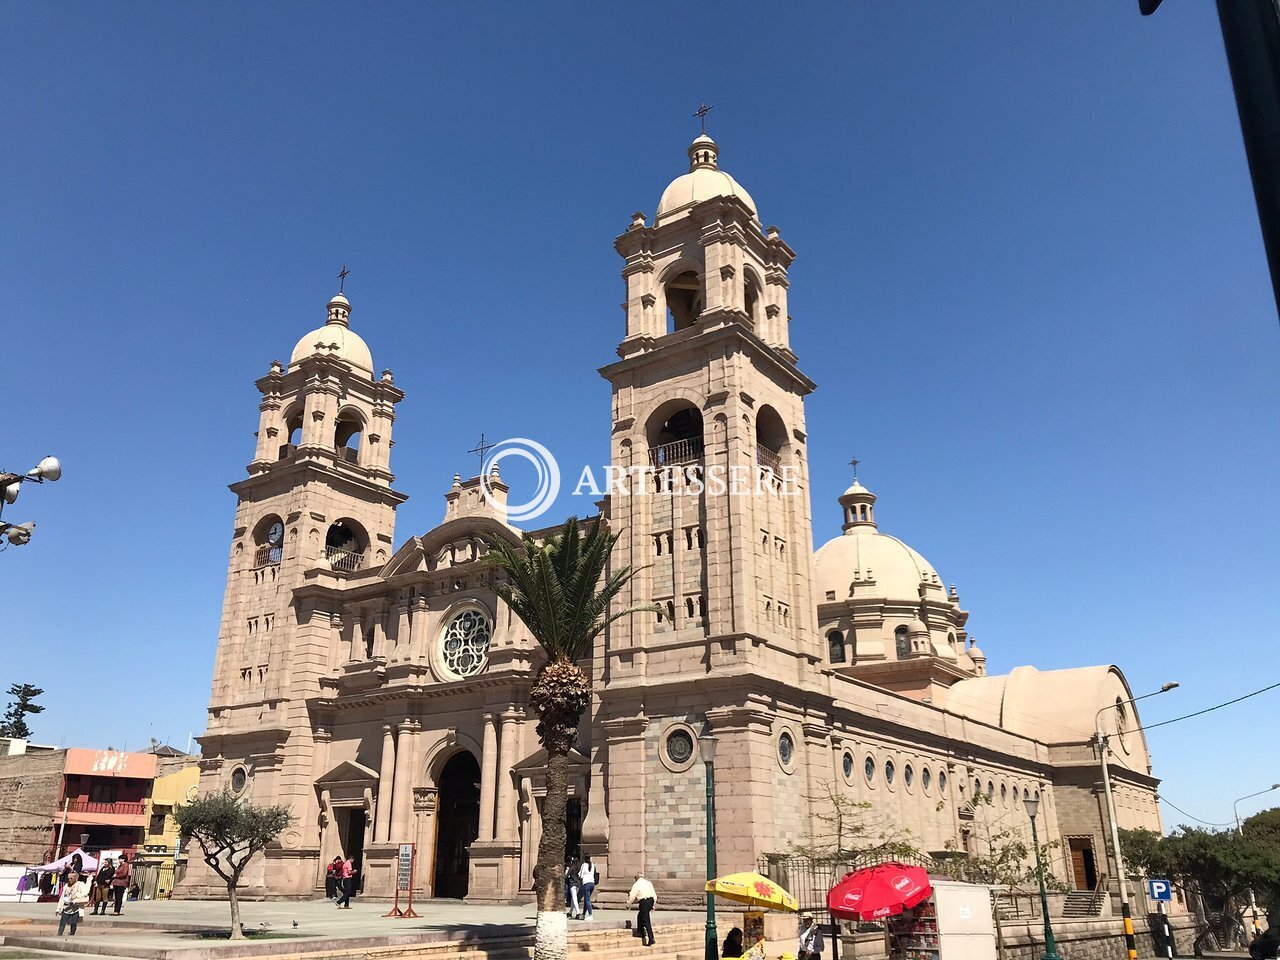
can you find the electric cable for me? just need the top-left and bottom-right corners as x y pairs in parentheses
(1138, 681), (1280, 733)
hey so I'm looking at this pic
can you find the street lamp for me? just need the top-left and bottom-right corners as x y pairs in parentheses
(0, 455), (62, 548)
(701, 733), (719, 960)
(1096, 682), (1179, 960)
(1233, 783), (1280, 937)
(1024, 795), (1063, 960)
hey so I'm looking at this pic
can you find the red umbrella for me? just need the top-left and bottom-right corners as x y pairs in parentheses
(827, 862), (932, 921)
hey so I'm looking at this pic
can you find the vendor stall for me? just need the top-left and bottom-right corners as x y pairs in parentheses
(706, 871), (798, 958)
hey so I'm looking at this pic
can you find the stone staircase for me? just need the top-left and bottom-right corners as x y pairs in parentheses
(1062, 888), (1106, 918)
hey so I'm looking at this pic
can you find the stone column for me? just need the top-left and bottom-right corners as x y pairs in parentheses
(390, 720), (417, 842)
(375, 724), (396, 842)
(478, 712), (499, 841)
(496, 710), (520, 843)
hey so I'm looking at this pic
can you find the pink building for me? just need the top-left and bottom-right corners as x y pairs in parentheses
(51, 749), (157, 858)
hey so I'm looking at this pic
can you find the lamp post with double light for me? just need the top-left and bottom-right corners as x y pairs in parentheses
(1234, 783), (1279, 938)
(701, 734), (719, 960)
(1096, 682), (1179, 960)
(1024, 795), (1063, 960)
(0, 455), (62, 547)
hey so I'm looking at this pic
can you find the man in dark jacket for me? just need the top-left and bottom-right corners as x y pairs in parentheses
(1250, 928), (1280, 960)
(91, 859), (115, 915)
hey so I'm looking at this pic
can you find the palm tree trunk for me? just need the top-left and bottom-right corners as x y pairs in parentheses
(534, 745), (571, 960)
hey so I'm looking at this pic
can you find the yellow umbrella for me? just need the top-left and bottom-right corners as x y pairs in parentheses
(704, 872), (799, 912)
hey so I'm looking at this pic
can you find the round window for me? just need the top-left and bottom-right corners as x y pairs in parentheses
(842, 752), (854, 780)
(230, 767), (247, 795)
(938, 770), (947, 794)
(666, 729), (694, 765)
(778, 732), (795, 767)
(864, 756), (876, 783)
(885, 760), (896, 785)
(904, 764), (914, 788)
(922, 768), (932, 792)
(439, 608), (492, 678)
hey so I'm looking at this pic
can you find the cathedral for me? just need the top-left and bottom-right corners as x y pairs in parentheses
(188, 131), (1165, 903)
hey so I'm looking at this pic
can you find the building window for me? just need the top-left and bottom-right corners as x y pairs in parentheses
(974, 777), (982, 797)
(778, 732), (795, 768)
(1000, 783), (1008, 805)
(828, 630), (847, 664)
(665, 729), (694, 765)
(842, 752), (854, 782)
(938, 770), (947, 795)
(922, 767), (932, 793)
(230, 766), (248, 796)
(885, 760), (896, 787)
(904, 764), (914, 789)
(894, 625), (911, 659)
(865, 756), (876, 784)
(438, 607), (492, 679)
(987, 780), (995, 799)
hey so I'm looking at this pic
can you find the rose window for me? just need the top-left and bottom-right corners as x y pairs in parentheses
(440, 609), (492, 678)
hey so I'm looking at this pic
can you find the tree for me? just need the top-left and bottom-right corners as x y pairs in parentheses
(790, 782), (922, 863)
(0, 683), (45, 739)
(174, 791), (292, 939)
(941, 795), (1066, 894)
(483, 517), (647, 960)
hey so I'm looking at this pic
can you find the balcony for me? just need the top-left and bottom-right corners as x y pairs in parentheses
(253, 544), (282, 568)
(325, 546), (366, 573)
(756, 444), (782, 472)
(63, 798), (148, 827)
(67, 800), (146, 816)
(648, 438), (704, 468)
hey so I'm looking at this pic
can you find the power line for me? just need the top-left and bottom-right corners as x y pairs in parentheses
(1157, 795), (1237, 828)
(1139, 681), (1280, 733)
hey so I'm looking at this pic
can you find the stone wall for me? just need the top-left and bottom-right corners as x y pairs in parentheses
(0, 749), (65, 864)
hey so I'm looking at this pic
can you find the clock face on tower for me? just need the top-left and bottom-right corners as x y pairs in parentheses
(267, 521), (284, 546)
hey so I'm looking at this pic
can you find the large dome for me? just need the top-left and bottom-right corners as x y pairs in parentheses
(814, 527), (942, 603)
(655, 134), (758, 225)
(289, 293), (374, 375)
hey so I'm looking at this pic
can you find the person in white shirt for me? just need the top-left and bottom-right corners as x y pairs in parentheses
(627, 873), (657, 946)
(578, 856), (597, 920)
(798, 912), (825, 960)
(56, 871), (90, 938)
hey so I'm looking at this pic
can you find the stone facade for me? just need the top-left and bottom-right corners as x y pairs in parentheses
(0, 747), (64, 865)
(185, 130), (1169, 906)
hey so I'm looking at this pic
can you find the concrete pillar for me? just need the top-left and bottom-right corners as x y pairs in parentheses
(390, 720), (416, 841)
(478, 712), (498, 841)
(375, 724), (395, 842)
(496, 710), (520, 843)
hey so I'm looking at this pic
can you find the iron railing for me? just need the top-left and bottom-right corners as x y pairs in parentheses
(325, 546), (366, 573)
(253, 544), (282, 568)
(759, 851), (936, 914)
(648, 438), (704, 467)
(65, 800), (146, 816)
(756, 444), (782, 472)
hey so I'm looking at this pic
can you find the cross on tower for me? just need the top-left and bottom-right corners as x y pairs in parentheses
(693, 101), (713, 135)
(468, 433), (496, 477)
(849, 457), (860, 481)
(337, 263), (350, 292)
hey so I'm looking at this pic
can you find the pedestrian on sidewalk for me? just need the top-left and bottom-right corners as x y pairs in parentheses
(578, 856), (597, 920)
(110, 853), (132, 915)
(1251, 928), (1280, 960)
(565, 857), (582, 919)
(336, 856), (355, 908)
(56, 871), (90, 937)
(325, 857), (342, 900)
(91, 858), (115, 915)
(627, 872), (657, 947)
(797, 912), (825, 960)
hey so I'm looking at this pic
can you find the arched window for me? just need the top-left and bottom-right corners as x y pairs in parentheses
(648, 403), (704, 468)
(334, 411), (363, 464)
(325, 520), (367, 572)
(280, 407), (303, 459)
(894, 625), (911, 660)
(828, 630), (847, 665)
(253, 515), (285, 567)
(665, 270), (703, 333)
(743, 272), (762, 323)
(755, 406), (787, 473)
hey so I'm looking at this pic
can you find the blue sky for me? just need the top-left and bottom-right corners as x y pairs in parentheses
(3, 3), (1277, 830)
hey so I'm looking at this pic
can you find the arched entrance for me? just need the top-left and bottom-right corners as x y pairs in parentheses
(433, 751), (480, 898)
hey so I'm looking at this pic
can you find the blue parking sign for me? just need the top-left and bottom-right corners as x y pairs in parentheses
(1147, 878), (1173, 902)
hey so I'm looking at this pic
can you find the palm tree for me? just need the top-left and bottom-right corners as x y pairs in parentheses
(483, 516), (648, 960)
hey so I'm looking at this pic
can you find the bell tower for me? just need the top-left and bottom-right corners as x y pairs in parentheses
(205, 288), (407, 732)
(600, 132), (820, 680)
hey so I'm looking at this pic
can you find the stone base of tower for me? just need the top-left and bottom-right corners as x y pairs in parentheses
(466, 841), (523, 902)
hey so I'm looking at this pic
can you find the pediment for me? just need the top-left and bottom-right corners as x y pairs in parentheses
(315, 759), (380, 786)
(512, 746), (590, 774)
(380, 537), (427, 577)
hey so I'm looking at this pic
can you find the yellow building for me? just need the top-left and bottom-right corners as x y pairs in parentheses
(136, 757), (199, 898)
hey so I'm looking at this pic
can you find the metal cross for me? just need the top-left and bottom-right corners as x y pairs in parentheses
(468, 433), (496, 476)
(849, 457), (860, 480)
(337, 264), (350, 292)
(693, 101), (713, 135)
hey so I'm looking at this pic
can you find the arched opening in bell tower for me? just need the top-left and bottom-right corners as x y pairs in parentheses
(281, 405), (303, 459)
(743, 269), (762, 324)
(665, 270), (703, 333)
(334, 409), (364, 465)
(755, 405), (788, 472)
(325, 520), (368, 572)
(646, 402), (705, 468)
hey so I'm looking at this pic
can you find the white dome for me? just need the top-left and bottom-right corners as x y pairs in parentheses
(289, 293), (374, 375)
(813, 527), (942, 603)
(655, 134), (758, 225)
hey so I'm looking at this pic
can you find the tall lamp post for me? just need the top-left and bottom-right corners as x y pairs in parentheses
(1096, 682), (1179, 960)
(701, 734), (719, 960)
(0, 455), (62, 547)
(1024, 795), (1063, 960)
(1234, 783), (1280, 938)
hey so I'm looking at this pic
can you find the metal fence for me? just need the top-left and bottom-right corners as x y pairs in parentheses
(758, 851), (936, 914)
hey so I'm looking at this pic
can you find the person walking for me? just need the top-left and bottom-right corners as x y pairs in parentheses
(335, 856), (355, 908)
(91, 858), (115, 915)
(56, 870), (90, 937)
(627, 872), (657, 947)
(325, 857), (341, 900)
(578, 855), (597, 921)
(565, 858), (582, 919)
(109, 854), (132, 916)
(798, 912), (825, 960)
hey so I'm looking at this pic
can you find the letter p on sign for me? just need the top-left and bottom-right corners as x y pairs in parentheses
(1147, 879), (1172, 902)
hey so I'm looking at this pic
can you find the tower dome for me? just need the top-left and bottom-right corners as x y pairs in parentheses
(290, 291), (374, 375)
(655, 134), (758, 226)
